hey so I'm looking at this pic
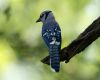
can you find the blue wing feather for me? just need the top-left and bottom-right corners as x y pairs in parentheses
(42, 21), (61, 72)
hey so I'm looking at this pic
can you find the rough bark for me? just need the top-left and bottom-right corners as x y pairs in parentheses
(41, 16), (100, 65)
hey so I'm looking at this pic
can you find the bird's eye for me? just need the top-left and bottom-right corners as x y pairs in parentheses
(40, 14), (44, 18)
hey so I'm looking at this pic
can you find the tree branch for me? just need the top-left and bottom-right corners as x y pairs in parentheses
(41, 16), (100, 65)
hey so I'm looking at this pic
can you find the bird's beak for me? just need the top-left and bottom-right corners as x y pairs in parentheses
(36, 18), (41, 23)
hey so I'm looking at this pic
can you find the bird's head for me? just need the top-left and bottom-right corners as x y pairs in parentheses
(36, 10), (55, 23)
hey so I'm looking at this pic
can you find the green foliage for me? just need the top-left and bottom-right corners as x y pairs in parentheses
(0, 0), (100, 80)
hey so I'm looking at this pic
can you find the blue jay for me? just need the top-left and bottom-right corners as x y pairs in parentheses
(36, 10), (61, 72)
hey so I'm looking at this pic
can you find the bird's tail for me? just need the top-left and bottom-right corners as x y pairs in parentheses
(49, 46), (60, 72)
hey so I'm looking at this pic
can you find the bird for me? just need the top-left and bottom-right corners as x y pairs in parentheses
(36, 10), (62, 72)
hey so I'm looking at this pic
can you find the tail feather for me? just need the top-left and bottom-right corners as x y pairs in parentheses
(49, 47), (60, 72)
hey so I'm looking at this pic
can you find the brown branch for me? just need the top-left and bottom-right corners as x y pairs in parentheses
(41, 16), (100, 65)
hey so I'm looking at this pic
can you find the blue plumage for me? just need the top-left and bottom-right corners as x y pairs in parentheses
(42, 22), (61, 72)
(36, 10), (61, 72)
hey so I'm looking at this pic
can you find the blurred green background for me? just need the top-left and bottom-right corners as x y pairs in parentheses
(0, 0), (100, 80)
